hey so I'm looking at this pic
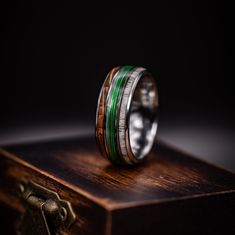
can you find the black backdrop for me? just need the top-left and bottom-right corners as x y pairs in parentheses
(1, 2), (234, 170)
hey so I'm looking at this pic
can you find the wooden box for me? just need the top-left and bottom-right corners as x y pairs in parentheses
(0, 136), (235, 235)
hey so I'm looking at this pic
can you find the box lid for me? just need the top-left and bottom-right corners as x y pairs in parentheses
(1, 136), (235, 234)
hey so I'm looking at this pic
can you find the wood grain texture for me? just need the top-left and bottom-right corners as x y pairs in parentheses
(96, 66), (120, 162)
(0, 136), (235, 234)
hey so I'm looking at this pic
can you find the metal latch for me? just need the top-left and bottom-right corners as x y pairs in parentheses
(17, 179), (76, 235)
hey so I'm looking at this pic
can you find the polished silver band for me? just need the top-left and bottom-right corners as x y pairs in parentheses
(96, 66), (159, 165)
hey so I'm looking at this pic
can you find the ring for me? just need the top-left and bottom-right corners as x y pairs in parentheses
(96, 66), (159, 165)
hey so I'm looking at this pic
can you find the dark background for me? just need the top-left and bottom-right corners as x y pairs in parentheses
(0, 1), (234, 171)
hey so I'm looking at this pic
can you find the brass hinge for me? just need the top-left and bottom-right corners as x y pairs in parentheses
(17, 179), (76, 235)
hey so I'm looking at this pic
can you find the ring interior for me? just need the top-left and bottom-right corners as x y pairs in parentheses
(129, 74), (158, 160)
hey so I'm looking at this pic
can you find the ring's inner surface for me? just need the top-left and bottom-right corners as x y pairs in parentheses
(129, 75), (158, 160)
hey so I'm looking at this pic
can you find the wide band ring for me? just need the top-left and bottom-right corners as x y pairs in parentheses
(96, 66), (159, 165)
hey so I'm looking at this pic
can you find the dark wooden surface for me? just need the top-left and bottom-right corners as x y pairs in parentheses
(0, 136), (235, 234)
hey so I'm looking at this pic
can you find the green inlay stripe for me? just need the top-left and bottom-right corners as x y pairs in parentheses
(106, 65), (134, 163)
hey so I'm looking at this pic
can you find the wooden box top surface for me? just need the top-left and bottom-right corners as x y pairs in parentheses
(1, 136), (235, 210)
